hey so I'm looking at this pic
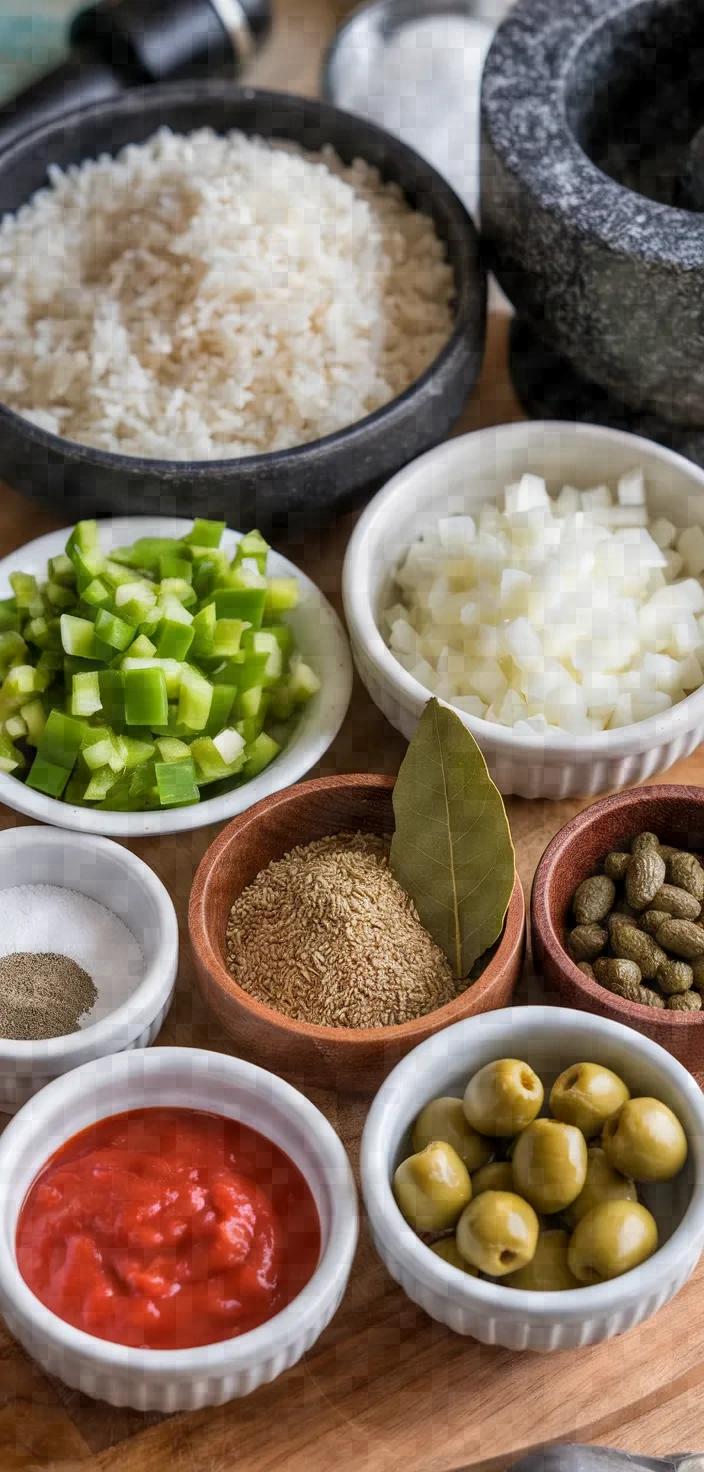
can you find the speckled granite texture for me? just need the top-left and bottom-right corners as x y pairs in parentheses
(481, 0), (704, 427)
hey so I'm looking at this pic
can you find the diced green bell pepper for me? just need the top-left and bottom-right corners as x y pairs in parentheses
(177, 666), (213, 731)
(124, 666), (168, 727)
(123, 634), (156, 661)
(213, 586), (266, 628)
(113, 580), (158, 625)
(98, 670), (126, 730)
(48, 552), (76, 586)
(190, 736), (231, 783)
(37, 709), (86, 768)
(160, 577), (197, 609)
(264, 578), (299, 615)
(20, 698), (46, 746)
(206, 683), (236, 734)
(156, 736), (191, 763)
(84, 766), (120, 802)
(191, 602), (216, 657)
(81, 729), (115, 771)
(289, 659), (321, 703)
(71, 670), (102, 717)
(26, 754), (68, 796)
(0, 599), (19, 633)
(155, 756), (200, 806)
(81, 577), (111, 609)
(45, 580), (77, 610)
(212, 619), (248, 660)
(0, 632), (27, 666)
(121, 657), (183, 699)
(60, 614), (96, 658)
(234, 530), (269, 573)
(3, 664), (45, 701)
(183, 519), (226, 549)
(155, 619), (194, 661)
(4, 714), (27, 740)
(9, 571), (39, 608)
(159, 554), (192, 583)
(94, 607), (136, 653)
(240, 630), (282, 687)
(242, 732), (280, 779)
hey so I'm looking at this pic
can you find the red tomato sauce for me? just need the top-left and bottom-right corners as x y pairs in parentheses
(16, 1108), (321, 1350)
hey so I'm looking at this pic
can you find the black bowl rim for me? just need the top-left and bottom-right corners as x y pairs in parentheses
(0, 79), (485, 480)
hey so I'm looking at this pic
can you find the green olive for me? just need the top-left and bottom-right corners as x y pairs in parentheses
(393, 1141), (472, 1232)
(503, 1229), (580, 1291)
(471, 1161), (515, 1197)
(413, 1097), (493, 1172)
(550, 1062), (630, 1139)
(563, 1146), (638, 1229)
(429, 1238), (478, 1274)
(601, 1097), (688, 1183)
(511, 1118), (588, 1214)
(463, 1059), (544, 1137)
(455, 1190), (539, 1277)
(567, 1200), (659, 1284)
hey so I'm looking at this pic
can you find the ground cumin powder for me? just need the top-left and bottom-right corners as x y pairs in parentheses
(225, 831), (461, 1028)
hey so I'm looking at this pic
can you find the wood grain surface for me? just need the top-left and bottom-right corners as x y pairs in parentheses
(0, 14), (703, 1469)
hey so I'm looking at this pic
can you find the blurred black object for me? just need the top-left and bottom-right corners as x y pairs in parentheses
(0, 0), (271, 148)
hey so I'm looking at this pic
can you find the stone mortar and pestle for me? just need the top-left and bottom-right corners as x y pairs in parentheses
(480, 0), (704, 466)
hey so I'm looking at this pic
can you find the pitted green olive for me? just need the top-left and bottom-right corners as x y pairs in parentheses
(471, 1161), (515, 1197)
(429, 1238), (478, 1274)
(601, 1097), (688, 1183)
(511, 1118), (588, 1214)
(503, 1229), (580, 1291)
(563, 1146), (638, 1229)
(393, 1141), (471, 1232)
(455, 1190), (539, 1277)
(412, 1097), (493, 1172)
(463, 1059), (544, 1137)
(567, 1200), (658, 1284)
(550, 1063), (630, 1139)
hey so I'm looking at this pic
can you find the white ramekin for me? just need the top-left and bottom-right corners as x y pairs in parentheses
(0, 1046), (358, 1409)
(0, 517), (352, 836)
(342, 422), (704, 798)
(361, 1006), (704, 1352)
(0, 826), (178, 1110)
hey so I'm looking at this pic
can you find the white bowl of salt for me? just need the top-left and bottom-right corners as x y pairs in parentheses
(0, 827), (178, 1110)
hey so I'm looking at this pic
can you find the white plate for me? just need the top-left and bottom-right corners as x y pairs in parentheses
(0, 517), (352, 836)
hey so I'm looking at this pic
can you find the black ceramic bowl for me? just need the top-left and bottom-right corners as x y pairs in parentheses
(0, 81), (485, 530)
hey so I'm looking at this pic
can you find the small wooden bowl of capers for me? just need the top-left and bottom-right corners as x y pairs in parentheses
(531, 786), (704, 1076)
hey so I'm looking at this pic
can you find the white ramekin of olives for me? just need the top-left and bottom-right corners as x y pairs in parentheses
(360, 1007), (704, 1351)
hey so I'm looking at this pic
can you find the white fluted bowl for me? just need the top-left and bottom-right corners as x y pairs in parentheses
(361, 1006), (704, 1352)
(0, 1047), (358, 1408)
(342, 422), (704, 798)
(0, 825), (178, 1111)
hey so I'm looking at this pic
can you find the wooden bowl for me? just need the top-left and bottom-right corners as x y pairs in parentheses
(531, 784), (704, 1077)
(189, 774), (526, 1092)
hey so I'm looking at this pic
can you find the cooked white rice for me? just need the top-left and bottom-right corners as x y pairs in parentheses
(0, 127), (455, 460)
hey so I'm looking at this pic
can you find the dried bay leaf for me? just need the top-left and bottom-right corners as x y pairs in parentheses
(390, 698), (515, 978)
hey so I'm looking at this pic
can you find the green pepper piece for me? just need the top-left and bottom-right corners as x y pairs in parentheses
(48, 552), (77, 587)
(189, 736), (232, 783)
(26, 754), (69, 796)
(0, 631), (27, 666)
(113, 581), (159, 626)
(159, 554), (193, 584)
(0, 731), (22, 772)
(124, 666), (168, 727)
(155, 619), (195, 661)
(119, 734), (156, 770)
(20, 698), (46, 746)
(123, 634), (156, 661)
(213, 587), (266, 628)
(94, 607), (136, 653)
(71, 670), (102, 718)
(81, 728), (115, 771)
(37, 709), (86, 769)
(191, 603), (217, 658)
(80, 578), (111, 609)
(121, 657), (183, 699)
(97, 670), (126, 730)
(160, 577), (197, 609)
(45, 581), (77, 611)
(129, 759), (157, 800)
(155, 757), (200, 806)
(3, 665), (45, 702)
(9, 572), (39, 608)
(240, 630), (283, 687)
(206, 684), (236, 734)
(237, 684), (265, 721)
(177, 666), (213, 731)
(23, 615), (51, 649)
(263, 623), (295, 659)
(264, 578), (299, 615)
(156, 736), (192, 763)
(242, 732), (281, 779)
(183, 519), (226, 549)
(234, 530), (269, 574)
(0, 599), (20, 633)
(65, 520), (100, 560)
(212, 619), (248, 660)
(84, 766), (120, 802)
(289, 659), (321, 703)
(60, 614), (96, 658)
(4, 713), (27, 740)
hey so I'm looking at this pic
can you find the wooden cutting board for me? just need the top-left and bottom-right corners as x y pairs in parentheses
(0, 312), (703, 1471)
